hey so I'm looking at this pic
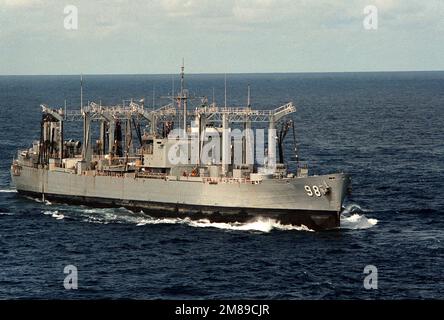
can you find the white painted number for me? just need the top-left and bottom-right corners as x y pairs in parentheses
(304, 185), (313, 196)
(313, 185), (321, 197)
(304, 185), (322, 197)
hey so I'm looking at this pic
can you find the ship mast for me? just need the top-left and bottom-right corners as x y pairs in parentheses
(181, 58), (187, 133)
(180, 58), (184, 95)
(224, 73), (227, 108)
(80, 74), (83, 112)
(247, 84), (251, 108)
(172, 74), (175, 131)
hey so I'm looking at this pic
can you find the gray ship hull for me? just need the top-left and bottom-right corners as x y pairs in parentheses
(11, 166), (350, 230)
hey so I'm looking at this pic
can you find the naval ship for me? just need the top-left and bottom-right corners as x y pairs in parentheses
(11, 68), (351, 230)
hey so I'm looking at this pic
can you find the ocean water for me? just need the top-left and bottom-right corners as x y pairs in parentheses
(0, 72), (443, 299)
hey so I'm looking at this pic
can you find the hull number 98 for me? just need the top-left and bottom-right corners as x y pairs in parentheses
(304, 185), (322, 197)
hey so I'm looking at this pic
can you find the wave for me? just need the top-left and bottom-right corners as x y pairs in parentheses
(79, 207), (138, 225)
(136, 216), (314, 233)
(39, 201), (377, 232)
(77, 207), (314, 232)
(0, 189), (17, 193)
(342, 203), (369, 214)
(42, 210), (64, 220)
(340, 203), (378, 230)
(42, 205), (313, 232)
(24, 196), (43, 203)
(340, 214), (378, 229)
(25, 197), (58, 206)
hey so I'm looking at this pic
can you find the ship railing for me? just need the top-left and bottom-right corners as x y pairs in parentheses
(94, 171), (126, 178)
(135, 171), (167, 179)
(132, 173), (252, 184)
(195, 105), (273, 116)
(92, 156), (141, 163)
(202, 177), (251, 184)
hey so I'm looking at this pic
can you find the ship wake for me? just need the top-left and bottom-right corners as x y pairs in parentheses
(39, 203), (376, 232)
(40, 206), (313, 232)
(136, 216), (314, 233)
(42, 210), (65, 220)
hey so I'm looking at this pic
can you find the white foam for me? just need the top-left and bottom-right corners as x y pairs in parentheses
(135, 217), (180, 226)
(0, 189), (17, 193)
(25, 196), (43, 203)
(51, 206), (313, 232)
(78, 207), (143, 225)
(340, 203), (377, 230)
(136, 216), (313, 233)
(0, 212), (14, 216)
(340, 213), (377, 230)
(42, 210), (64, 220)
(342, 203), (369, 214)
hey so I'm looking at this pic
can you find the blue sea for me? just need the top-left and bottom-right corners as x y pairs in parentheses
(0, 72), (443, 299)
